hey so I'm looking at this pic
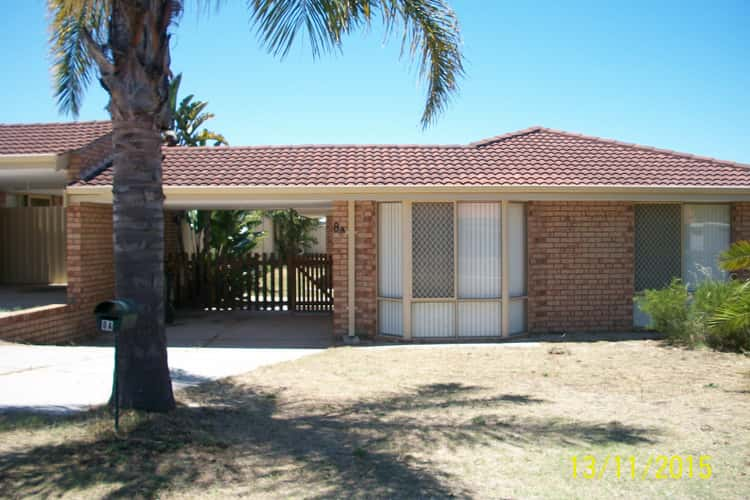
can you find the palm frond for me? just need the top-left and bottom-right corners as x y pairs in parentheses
(249, 0), (463, 127)
(381, 0), (464, 126)
(720, 240), (750, 272)
(195, 129), (228, 146)
(168, 73), (183, 118)
(708, 281), (750, 332)
(169, 74), (227, 146)
(48, 0), (111, 116)
(250, 0), (348, 58)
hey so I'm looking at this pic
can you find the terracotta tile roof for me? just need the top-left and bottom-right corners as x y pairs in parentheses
(74, 126), (750, 189)
(0, 120), (112, 155)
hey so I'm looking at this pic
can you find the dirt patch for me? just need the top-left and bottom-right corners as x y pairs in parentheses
(1, 341), (749, 498)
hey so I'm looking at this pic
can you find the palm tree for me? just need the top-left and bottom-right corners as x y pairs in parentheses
(165, 73), (227, 258)
(167, 73), (228, 147)
(48, 0), (464, 411)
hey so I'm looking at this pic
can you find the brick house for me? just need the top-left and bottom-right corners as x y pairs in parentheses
(2, 122), (750, 343)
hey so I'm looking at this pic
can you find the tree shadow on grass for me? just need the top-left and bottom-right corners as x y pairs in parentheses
(0, 381), (660, 499)
(0, 407), (109, 434)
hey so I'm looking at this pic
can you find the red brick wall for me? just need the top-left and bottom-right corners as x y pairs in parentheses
(0, 203), (114, 343)
(527, 201), (635, 333)
(0, 305), (76, 344)
(67, 202), (115, 338)
(355, 201), (377, 337)
(732, 202), (750, 243)
(67, 133), (113, 183)
(329, 201), (349, 336)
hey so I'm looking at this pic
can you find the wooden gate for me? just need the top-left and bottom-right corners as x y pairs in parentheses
(167, 253), (333, 313)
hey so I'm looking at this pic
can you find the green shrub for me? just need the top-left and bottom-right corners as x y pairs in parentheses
(635, 279), (690, 343)
(636, 278), (750, 352)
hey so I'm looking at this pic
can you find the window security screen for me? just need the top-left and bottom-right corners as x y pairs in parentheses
(412, 203), (455, 298)
(634, 204), (682, 292)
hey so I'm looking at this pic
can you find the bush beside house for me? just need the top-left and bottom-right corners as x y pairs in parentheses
(636, 241), (750, 352)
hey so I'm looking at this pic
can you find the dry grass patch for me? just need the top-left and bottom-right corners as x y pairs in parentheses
(1, 340), (749, 499)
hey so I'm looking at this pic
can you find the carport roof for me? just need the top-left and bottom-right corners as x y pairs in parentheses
(73, 126), (750, 189)
(0, 120), (112, 155)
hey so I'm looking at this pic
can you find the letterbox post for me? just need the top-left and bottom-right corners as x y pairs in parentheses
(94, 299), (137, 434)
(113, 329), (119, 433)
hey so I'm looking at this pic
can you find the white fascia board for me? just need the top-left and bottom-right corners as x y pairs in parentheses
(67, 183), (750, 203)
(0, 153), (62, 170)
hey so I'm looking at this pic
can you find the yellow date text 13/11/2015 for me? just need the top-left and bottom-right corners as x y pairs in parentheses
(570, 455), (712, 480)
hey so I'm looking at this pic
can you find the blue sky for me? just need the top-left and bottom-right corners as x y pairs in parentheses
(1, 1), (748, 162)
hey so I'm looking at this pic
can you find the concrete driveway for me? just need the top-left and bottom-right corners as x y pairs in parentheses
(0, 311), (329, 412)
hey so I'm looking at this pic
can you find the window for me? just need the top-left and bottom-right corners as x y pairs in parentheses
(413, 302), (455, 337)
(457, 202), (502, 337)
(378, 203), (403, 299)
(28, 196), (52, 207)
(406, 202), (526, 338)
(507, 203), (527, 335)
(458, 203), (501, 298)
(683, 204), (730, 288)
(634, 203), (731, 327)
(378, 203), (404, 336)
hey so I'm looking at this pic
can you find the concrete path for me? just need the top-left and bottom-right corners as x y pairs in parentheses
(89, 311), (334, 349)
(0, 311), (331, 412)
(0, 343), (322, 412)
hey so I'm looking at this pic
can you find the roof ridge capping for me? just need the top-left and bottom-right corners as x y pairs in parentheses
(0, 119), (111, 128)
(163, 142), (468, 151)
(471, 126), (750, 170)
(540, 127), (750, 171)
(468, 126), (545, 147)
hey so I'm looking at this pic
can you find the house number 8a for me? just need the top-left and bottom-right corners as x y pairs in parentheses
(333, 222), (346, 233)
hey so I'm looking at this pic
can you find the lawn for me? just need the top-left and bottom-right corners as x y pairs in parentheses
(1, 340), (749, 498)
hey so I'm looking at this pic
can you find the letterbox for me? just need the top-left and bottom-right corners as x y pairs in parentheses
(94, 299), (138, 334)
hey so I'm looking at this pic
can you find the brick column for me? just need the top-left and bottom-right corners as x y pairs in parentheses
(355, 201), (377, 337)
(66, 202), (115, 338)
(329, 201), (349, 336)
(527, 201), (635, 333)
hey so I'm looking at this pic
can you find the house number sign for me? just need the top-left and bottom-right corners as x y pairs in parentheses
(333, 222), (346, 233)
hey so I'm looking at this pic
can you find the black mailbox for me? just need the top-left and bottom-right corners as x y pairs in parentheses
(94, 299), (138, 334)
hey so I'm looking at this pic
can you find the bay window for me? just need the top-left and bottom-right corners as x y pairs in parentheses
(378, 201), (527, 338)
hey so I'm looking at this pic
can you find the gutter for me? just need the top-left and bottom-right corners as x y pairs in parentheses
(67, 183), (750, 195)
(0, 153), (62, 168)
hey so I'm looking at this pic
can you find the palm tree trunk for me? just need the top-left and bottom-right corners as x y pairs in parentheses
(96, 0), (177, 412)
(112, 118), (175, 411)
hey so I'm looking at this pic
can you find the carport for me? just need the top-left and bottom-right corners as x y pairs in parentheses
(68, 174), (340, 346)
(161, 195), (335, 346)
(167, 310), (332, 348)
